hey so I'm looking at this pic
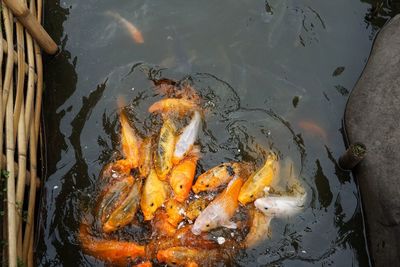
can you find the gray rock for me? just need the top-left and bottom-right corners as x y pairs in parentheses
(344, 14), (400, 266)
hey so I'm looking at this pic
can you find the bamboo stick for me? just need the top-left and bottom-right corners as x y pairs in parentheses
(0, 6), (4, 265)
(14, 22), (26, 143)
(1, 154), (40, 188)
(1, 5), (14, 121)
(6, 80), (17, 267)
(27, 228), (33, 267)
(1, 38), (38, 79)
(0, 3), (4, 174)
(24, 20), (35, 142)
(16, 102), (27, 258)
(3, 0), (58, 54)
(23, 113), (37, 263)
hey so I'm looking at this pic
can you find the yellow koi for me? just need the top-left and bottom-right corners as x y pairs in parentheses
(140, 169), (168, 220)
(238, 154), (278, 205)
(154, 119), (176, 180)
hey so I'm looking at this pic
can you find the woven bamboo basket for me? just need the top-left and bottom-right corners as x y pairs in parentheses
(0, 0), (46, 266)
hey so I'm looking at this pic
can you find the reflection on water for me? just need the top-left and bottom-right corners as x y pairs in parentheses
(38, 0), (399, 265)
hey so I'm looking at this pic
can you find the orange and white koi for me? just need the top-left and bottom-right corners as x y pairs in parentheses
(169, 150), (199, 202)
(173, 111), (201, 164)
(192, 162), (247, 193)
(154, 118), (176, 180)
(192, 177), (243, 235)
(140, 169), (168, 220)
(238, 154), (278, 205)
(106, 11), (144, 44)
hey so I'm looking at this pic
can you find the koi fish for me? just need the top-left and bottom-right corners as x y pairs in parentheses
(157, 246), (220, 267)
(148, 98), (199, 117)
(298, 120), (328, 141)
(192, 177), (243, 235)
(103, 179), (142, 233)
(254, 192), (307, 218)
(120, 109), (141, 169)
(138, 137), (153, 178)
(152, 210), (178, 237)
(192, 162), (248, 193)
(106, 11), (144, 44)
(244, 208), (272, 248)
(185, 198), (209, 221)
(99, 160), (133, 182)
(79, 223), (145, 264)
(173, 111), (201, 164)
(238, 154), (278, 205)
(152, 199), (185, 237)
(169, 150), (199, 202)
(96, 176), (134, 229)
(140, 169), (169, 220)
(165, 199), (185, 227)
(154, 118), (176, 180)
(134, 261), (152, 267)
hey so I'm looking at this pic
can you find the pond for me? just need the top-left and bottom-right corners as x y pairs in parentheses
(37, 0), (398, 266)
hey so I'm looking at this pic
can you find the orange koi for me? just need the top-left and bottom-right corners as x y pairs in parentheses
(165, 199), (185, 227)
(106, 11), (144, 44)
(79, 223), (145, 264)
(238, 153), (278, 205)
(120, 109), (141, 169)
(298, 120), (328, 141)
(192, 162), (249, 193)
(151, 210), (178, 237)
(140, 169), (168, 220)
(192, 177), (244, 235)
(134, 261), (152, 267)
(157, 246), (220, 267)
(169, 151), (199, 202)
(148, 98), (199, 117)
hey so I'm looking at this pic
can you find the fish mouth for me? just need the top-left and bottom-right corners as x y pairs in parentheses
(191, 225), (201, 235)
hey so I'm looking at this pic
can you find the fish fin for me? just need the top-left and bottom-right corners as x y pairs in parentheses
(222, 221), (237, 229)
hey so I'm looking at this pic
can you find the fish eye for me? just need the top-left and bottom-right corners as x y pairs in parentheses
(264, 207), (269, 210)
(179, 185), (183, 189)
(205, 184), (209, 187)
(206, 224), (210, 227)
(150, 203), (154, 207)
(250, 194), (254, 198)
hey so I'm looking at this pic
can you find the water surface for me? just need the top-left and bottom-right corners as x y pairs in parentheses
(38, 0), (399, 266)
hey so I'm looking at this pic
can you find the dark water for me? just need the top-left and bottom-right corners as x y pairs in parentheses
(37, 0), (399, 266)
